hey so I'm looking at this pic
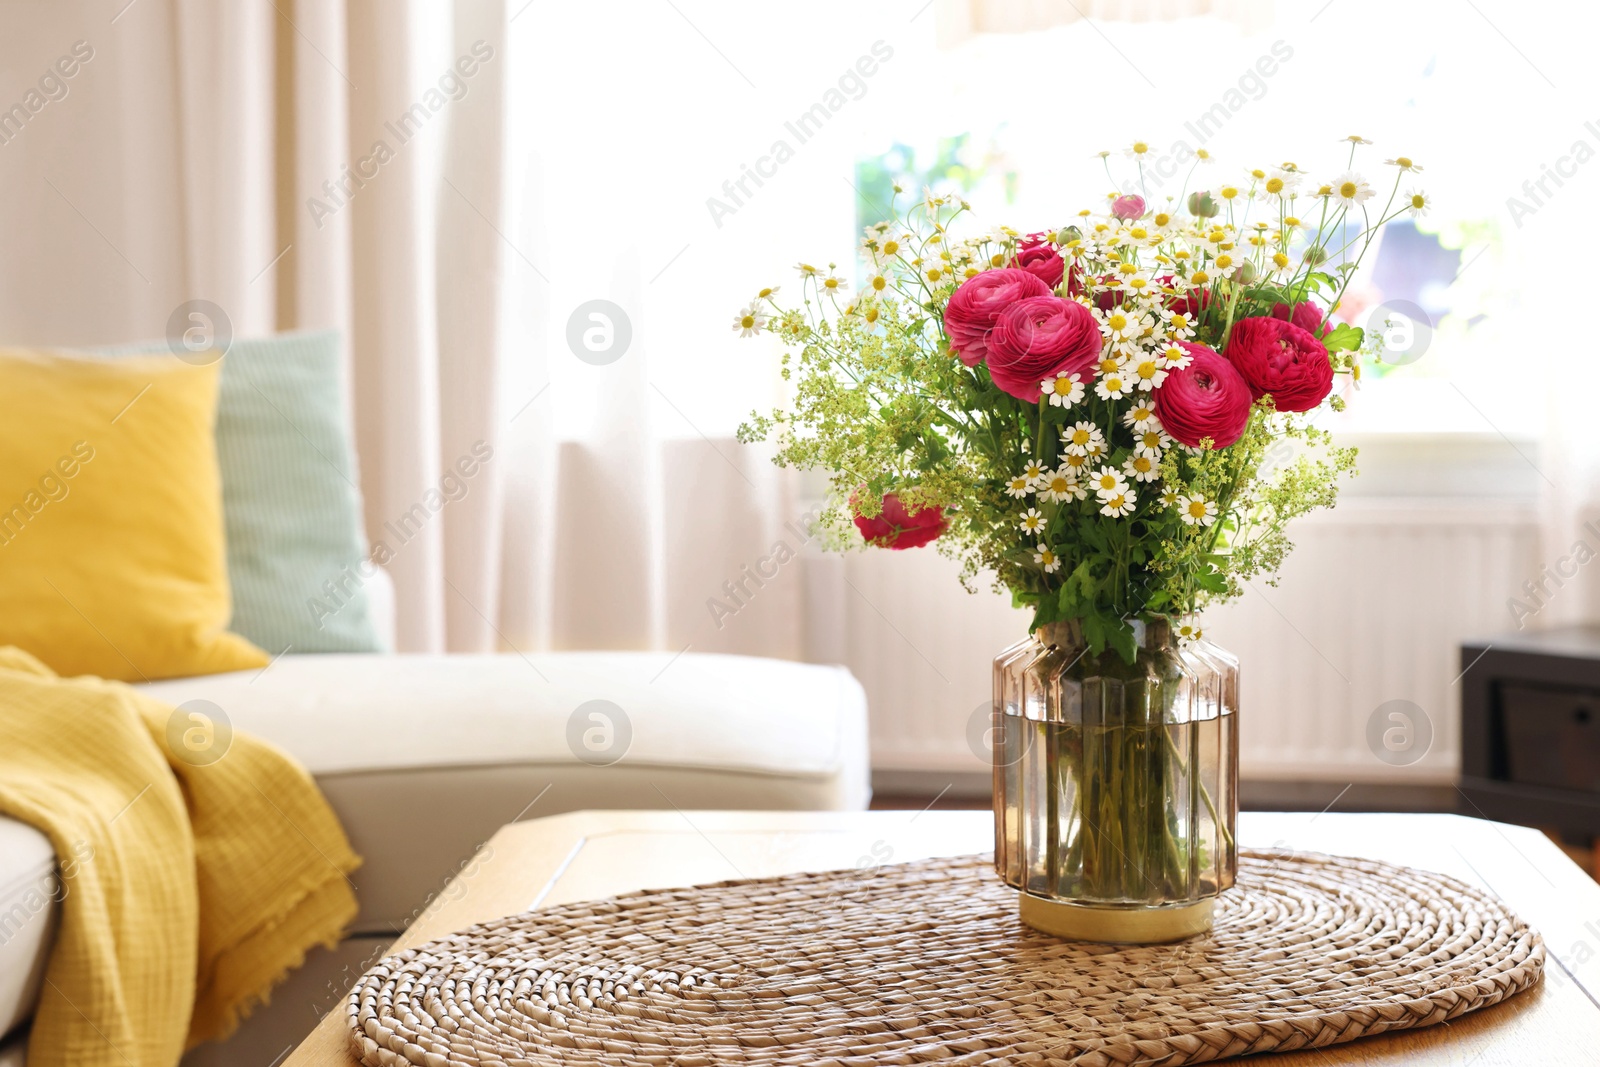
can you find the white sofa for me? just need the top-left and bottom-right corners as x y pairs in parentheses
(0, 577), (870, 1064)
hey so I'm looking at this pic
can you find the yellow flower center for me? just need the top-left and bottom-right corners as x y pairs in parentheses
(1132, 457), (1152, 472)
(990, 254), (1005, 267)
(1191, 271), (1210, 284)
(1284, 216), (1300, 227)
(1339, 181), (1358, 198)
(758, 287), (774, 298)
(870, 276), (886, 291)
(1396, 156), (1413, 168)
(1071, 428), (1090, 445)
(1154, 213), (1170, 227)
(865, 308), (879, 323)
(1250, 169), (1266, 180)
(741, 316), (755, 328)
(1220, 186), (1239, 199)
(1188, 500), (1207, 518)
(1108, 314), (1127, 331)
(1141, 432), (1161, 448)
(882, 240), (899, 255)
(1273, 252), (1290, 268)
(1099, 357), (1120, 374)
(1129, 227), (1148, 240)
(1132, 141), (1149, 154)
(1053, 378), (1075, 396)
(1265, 177), (1284, 194)
(824, 278), (839, 289)
(1136, 362), (1157, 379)
(1411, 194), (1425, 209)
(1215, 254), (1233, 269)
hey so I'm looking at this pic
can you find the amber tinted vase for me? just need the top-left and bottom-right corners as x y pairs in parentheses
(992, 619), (1238, 942)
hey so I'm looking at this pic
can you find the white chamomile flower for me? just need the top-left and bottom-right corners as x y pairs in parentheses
(1384, 156), (1423, 173)
(755, 285), (781, 301)
(1209, 252), (1240, 278)
(1004, 474), (1033, 498)
(1099, 488), (1137, 518)
(1343, 134), (1373, 145)
(1254, 167), (1302, 201)
(1034, 543), (1061, 573)
(1122, 403), (1159, 431)
(1179, 493), (1218, 527)
(795, 262), (820, 277)
(1123, 453), (1160, 483)
(1160, 487), (1181, 508)
(1059, 452), (1092, 477)
(1157, 342), (1192, 370)
(1135, 425), (1173, 455)
(1018, 508), (1046, 534)
(1329, 171), (1375, 207)
(1125, 140), (1153, 160)
(1061, 421), (1106, 457)
(922, 261), (950, 285)
(1177, 621), (1204, 640)
(1121, 272), (1158, 300)
(1096, 305), (1147, 346)
(732, 306), (767, 338)
(1095, 371), (1135, 399)
(1038, 468), (1086, 503)
(1161, 308), (1196, 340)
(819, 271), (848, 295)
(1405, 189), (1430, 218)
(1020, 460), (1048, 485)
(1089, 466), (1127, 497)
(1042, 372), (1086, 408)
(1129, 355), (1168, 391)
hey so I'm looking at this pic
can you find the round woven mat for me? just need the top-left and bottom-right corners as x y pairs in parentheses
(348, 850), (1543, 1067)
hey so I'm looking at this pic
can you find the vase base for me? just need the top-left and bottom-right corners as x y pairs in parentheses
(1019, 893), (1214, 944)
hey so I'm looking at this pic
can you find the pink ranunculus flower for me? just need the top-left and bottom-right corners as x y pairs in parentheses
(1152, 342), (1253, 449)
(985, 296), (1103, 401)
(942, 268), (1052, 366)
(852, 491), (947, 550)
(1111, 194), (1146, 221)
(1270, 299), (1328, 339)
(1224, 315), (1335, 413)
(1011, 234), (1065, 288)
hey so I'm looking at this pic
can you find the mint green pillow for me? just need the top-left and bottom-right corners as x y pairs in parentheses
(98, 330), (383, 653)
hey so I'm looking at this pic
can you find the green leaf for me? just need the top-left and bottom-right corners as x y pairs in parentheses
(1322, 322), (1363, 352)
(1107, 618), (1138, 664)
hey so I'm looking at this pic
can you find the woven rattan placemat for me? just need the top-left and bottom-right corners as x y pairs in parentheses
(348, 850), (1543, 1066)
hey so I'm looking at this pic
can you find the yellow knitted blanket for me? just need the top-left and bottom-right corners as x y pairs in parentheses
(0, 647), (359, 1066)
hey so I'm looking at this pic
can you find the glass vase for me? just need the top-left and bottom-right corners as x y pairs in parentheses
(992, 619), (1238, 943)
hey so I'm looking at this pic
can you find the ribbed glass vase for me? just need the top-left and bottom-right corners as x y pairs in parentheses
(992, 619), (1238, 943)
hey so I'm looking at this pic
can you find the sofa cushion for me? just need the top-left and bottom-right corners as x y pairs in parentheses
(0, 348), (267, 681)
(0, 816), (57, 1045)
(136, 652), (869, 934)
(96, 331), (384, 656)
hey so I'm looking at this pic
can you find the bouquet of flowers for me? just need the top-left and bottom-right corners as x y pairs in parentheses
(738, 138), (1427, 659)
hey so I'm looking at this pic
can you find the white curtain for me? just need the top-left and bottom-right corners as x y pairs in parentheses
(0, 0), (813, 663)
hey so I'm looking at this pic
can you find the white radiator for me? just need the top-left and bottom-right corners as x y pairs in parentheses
(820, 499), (1539, 785)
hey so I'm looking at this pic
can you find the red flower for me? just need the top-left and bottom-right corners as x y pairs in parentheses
(986, 296), (1103, 401)
(1271, 299), (1328, 339)
(1152, 342), (1253, 449)
(1224, 316), (1334, 413)
(942, 268), (1052, 366)
(1111, 194), (1146, 221)
(853, 492), (947, 550)
(1011, 234), (1065, 288)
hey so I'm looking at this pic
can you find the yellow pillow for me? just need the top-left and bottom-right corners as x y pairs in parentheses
(0, 348), (268, 681)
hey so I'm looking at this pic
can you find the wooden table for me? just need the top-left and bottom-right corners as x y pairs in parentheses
(287, 809), (1600, 1065)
